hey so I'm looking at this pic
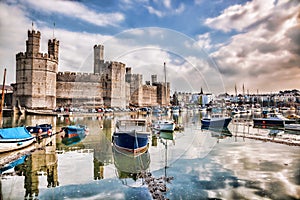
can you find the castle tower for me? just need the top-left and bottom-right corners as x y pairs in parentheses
(94, 45), (104, 74)
(26, 30), (40, 54)
(151, 75), (157, 84)
(102, 62), (126, 108)
(48, 39), (59, 59)
(13, 29), (59, 110)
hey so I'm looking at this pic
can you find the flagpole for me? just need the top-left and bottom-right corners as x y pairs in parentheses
(0, 68), (7, 128)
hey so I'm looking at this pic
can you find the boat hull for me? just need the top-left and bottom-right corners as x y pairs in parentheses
(284, 124), (300, 131)
(26, 124), (52, 133)
(0, 137), (35, 153)
(253, 119), (296, 127)
(201, 117), (232, 128)
(0, 127), (36, 153)
(113, 131), (150, 154)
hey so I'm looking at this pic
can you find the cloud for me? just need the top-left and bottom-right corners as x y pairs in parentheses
(209, 0), (300, 93)
(195, 33), (212, 50)
(145, 6), (164, 17)
(25, 0), (124, 27)
(205, 0), (276, 32)
(144, 0), (185, 17)
(0, 2), (31, 84)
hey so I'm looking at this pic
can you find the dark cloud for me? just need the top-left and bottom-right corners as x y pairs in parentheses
(286, 25), (300, 56)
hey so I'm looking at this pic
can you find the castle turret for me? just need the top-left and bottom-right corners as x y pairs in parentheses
(151, 75), (157, 84)
(26, 30), (41, 55)
(94, 45), (104, 74)
(48, 39), (59, 60)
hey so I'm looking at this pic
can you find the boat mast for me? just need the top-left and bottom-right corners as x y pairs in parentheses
(164, 62), (167, 106)
(0, 68), (7, 128)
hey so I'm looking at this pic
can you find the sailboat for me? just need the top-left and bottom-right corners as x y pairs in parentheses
(152, 63), (175, 132)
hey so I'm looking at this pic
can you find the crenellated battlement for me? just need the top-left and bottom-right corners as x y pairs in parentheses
(16, 51), (58, 62)
(94, 44), (104, 49)
(28, 30), (41, 37)
(57, 71), (102, 82)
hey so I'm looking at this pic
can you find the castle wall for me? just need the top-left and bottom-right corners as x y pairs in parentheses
(110, 62), (126, 108)
(153, 82), (170, 106)
(142, 85), (158, 107)
(126, 73), (143, 106)
(56, 72), (103, 108)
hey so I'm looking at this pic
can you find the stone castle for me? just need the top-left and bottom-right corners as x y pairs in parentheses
(12, 29), (170, 110)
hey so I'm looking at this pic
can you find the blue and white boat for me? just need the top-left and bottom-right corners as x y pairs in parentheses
(0, 127), (35, 153)
(201, 114), (232, 128)
(253, 112), (295, 127)
(26, 124), (53, 138)
(61, 125), (88, 146)
(112, 119), (150, 154)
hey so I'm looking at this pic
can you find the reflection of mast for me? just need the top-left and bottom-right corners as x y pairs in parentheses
(164, 138), (168, 178)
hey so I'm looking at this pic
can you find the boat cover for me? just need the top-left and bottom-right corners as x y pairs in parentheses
(0, 127), (32, 139)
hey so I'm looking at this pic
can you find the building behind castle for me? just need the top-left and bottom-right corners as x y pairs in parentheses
(12, 29), (170, 110)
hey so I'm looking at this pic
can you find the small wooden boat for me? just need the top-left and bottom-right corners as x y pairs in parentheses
(201, 114), (232, 128)
(26, 124), (53, 138)
(0, 127), (35, 153)
(61, 125), (88, 146)
(112, 119), (150, 154)
(152, 119), (175, 132)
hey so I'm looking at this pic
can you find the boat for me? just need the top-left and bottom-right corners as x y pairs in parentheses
(61, 125), (88, 146)
(253, 112), (296, 127)
(26, 124), (53, 138)
(0, 127), (36, 153)
(152, 119), (175, 132)
(284, 124), (300, 131)
(201, 114), (232, 128)
(112, 119), (151, 154)
(112, 144), (150, 181)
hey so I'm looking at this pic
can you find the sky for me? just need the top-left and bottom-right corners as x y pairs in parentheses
(0, 0), (299, 95)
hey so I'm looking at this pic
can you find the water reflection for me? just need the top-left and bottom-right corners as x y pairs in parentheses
(112, 144), (150, 182)
(0, 110), (299, 199)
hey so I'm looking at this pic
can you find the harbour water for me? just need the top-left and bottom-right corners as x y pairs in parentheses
(1, 110), (300, 200)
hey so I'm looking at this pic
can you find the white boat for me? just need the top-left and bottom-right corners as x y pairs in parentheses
(152, 119), (175, 132)
(201, 114), (232, 128)
(0, 127), (36, 153)
(284, 124), (300, 131)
